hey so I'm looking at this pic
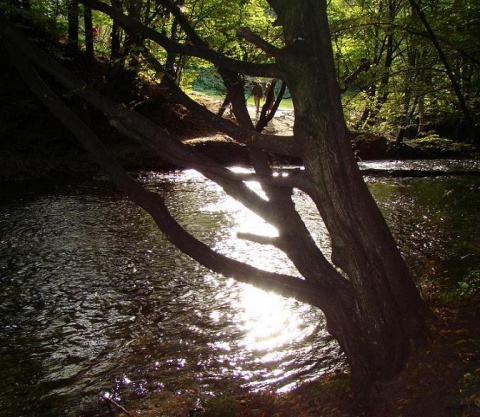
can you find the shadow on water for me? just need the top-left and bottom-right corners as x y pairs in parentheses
(367, 174), (480, 301)
(0, 161), (479, 416)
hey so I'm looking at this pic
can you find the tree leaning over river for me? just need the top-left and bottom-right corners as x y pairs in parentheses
(0, 0), (432, 407)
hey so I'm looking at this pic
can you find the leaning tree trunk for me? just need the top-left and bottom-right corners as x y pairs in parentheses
(270, 0), (430, 399)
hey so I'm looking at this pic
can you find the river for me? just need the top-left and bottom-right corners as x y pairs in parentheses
(0, 160), (479, 416)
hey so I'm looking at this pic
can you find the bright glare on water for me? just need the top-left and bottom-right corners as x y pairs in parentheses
(0, 170), (336, 416)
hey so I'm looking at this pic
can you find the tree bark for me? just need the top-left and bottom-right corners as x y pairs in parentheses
(83, 6), (94, 63)
(268, 0), (430, 401)
(66, 0), (79, 57)
(407, 0), (479, 144)
(110, 0), (122, 60)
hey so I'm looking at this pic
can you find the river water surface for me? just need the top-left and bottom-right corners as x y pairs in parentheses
(0, 160), (479, 416)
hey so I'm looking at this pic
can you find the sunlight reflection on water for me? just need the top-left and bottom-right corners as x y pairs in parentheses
(235, 285), (311, 352)
(194, 167), (319, 360)
(192, 167), (325, 378)
(359, 159), (480, 171)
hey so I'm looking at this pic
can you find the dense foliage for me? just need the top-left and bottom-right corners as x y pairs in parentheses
(329, 0), (480, 141)
(3, 0), (478, 142)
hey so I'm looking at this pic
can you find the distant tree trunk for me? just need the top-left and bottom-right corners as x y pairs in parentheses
(376, 30), (394, 113)
(110, 0), (122, 60)
(164, 19), (179, 82)
(83, 6), (94, 63)
(66, 0), (79, 57)
(359, 1), (400, 128)
(417, 98), (426, 135)
(124, 0), (142, 70)
(407, 0), (478, 143)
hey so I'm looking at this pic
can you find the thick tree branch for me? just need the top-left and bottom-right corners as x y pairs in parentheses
(237, 27), (281, 57)
(2, 29), (335, 309)
(154, 0), (207, 47)
(237, 232), (280, 247)
(79, 0), (280, 78)
(340, 58), (370, 94)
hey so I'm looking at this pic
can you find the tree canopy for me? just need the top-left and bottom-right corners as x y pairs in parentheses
(4, 0), (478, 141)
(328, 0), (480, 142)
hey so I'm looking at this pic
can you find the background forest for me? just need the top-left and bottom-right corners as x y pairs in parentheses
(3, 0), (479, 148)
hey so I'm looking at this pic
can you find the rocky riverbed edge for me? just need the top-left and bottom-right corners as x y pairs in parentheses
(1, 133), (478, 185)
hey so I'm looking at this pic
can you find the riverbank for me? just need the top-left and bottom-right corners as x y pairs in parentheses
(0, 106), (478, 185)
(99, 294), (480, 417)
(1, 56), (478, 184)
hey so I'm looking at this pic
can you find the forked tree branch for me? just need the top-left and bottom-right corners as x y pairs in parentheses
(1, 8), (349, 294)
(0, 17), (322, 269)
(2, 28), (334, 309)
(79, 0), (280, 78)
(0, 19), (283, 215)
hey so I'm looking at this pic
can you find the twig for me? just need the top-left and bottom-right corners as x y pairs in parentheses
(101, 395), (134, 417)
